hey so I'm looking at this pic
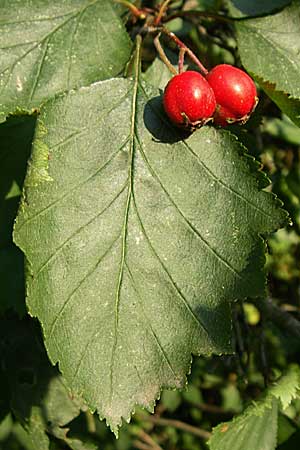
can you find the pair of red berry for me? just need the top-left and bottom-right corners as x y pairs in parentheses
(163, 64), (258, 128)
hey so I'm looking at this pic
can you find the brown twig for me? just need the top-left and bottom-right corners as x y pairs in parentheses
(138, 430), (163, 450)
(188, 400), (235, 416)
(148, 26), (208, 75)
(115, 0), (146, 19)
(141, 415), (211, 440)
(133, 440), (153, 450)
(154, 0), (174, 25)
(178, 47), (186, 73)
(153, 33), (177, 75)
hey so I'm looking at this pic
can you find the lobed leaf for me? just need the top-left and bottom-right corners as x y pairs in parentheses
(14, 49), (287, 431)
(0, 0), (132, 123)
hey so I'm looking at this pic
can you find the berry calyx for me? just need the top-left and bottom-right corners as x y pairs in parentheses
(163, 71), (216, 128)
(206, 64), (258, 126)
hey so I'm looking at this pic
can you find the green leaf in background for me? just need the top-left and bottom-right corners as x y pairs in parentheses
(208, 365), (300, 450)
(235, 2), (300, 125)
(229, 0), (291, 17)
(14, 41), (286, 432)
(0, 0), (132, 123)
(257, 78), (300, 128)
(144, 57), (175, 91)
(209, 397), (279, 450)
(262, 114), (300, 146)
(0, 316), (85, 449)
(0, 115), (36, 315)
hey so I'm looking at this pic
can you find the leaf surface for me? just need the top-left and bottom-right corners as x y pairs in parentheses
(235, 2), (300, 125)
(228, 0), (291, 17)
(208, 365), (300, 450)
(0, 0), (132, 123)
(14, 49), (286, 431)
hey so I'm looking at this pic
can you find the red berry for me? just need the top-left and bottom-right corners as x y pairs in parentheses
(163, 71), (216, 128)
(206, 64), (258, 126)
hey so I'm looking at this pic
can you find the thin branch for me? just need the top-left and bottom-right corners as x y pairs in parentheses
(153, 33), (177, 75)
(141, 416), (211, 440)
(252, 297), (300, 339)
(148, 26), (208, 75)
(115, 0), (146, 19)
(133, 440), (153, 450)
(163, 10), (233, 24)
(188, 400), (235, 416)
(138, 430), (163, 450)
(178, 47), (186, 73)
(154, 0), (173, 25)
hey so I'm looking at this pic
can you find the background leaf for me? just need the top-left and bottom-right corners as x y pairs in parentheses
(208, 366), (300, 450)
(235, 2), (300, 125)
(14, 66), (286, 432)
(0, 0), (132, 123)
(228, 0), (291, 17)
(0, 316), (84, 449)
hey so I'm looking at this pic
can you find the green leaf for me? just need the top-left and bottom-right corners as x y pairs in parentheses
(0, 115), (36, 315)
(262, 115), (300, 146)
(14, 39), (286, 432)
(228, 0), (291, 17)
(52, 427), (99, 450)
(0, 317), (84, 447)
(144, 57), (175, 91)
(208, 366), (300, 450)
(268, 364), (300, 410)
(256, 78), (300, 127)
(235, 2), (300, 125)
(209, 397), (279, 450)
(0, 0), (132, 123)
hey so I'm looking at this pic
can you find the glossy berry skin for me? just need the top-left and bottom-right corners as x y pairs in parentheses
(206, 64), (258, 126)
(163, 71), (216, 127)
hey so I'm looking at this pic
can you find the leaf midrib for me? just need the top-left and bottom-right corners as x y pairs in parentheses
(108, 41), (141, 406)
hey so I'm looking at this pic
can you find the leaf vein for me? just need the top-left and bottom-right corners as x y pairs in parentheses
(125, 261), (178, 379)
(47, 233), (121, 342)
(28, 36), (50, 102)
(132, 194), (210, 337)
(17, 136), (130, 232)
(35, 183), (128, 278)
(134, 133), (241, 278)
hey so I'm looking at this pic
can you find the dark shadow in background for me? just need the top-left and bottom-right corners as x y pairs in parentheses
(0, 114), (36, 316)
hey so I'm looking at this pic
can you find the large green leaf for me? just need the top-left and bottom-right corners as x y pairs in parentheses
(208, 365), (300, 450)
(14, 41), (286, 432)
(0, 0), (132, 123)
(235, 2), (300, 126)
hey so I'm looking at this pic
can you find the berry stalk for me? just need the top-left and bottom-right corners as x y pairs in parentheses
(148, 26), (208, 76)
(153, 33), (177, 75)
